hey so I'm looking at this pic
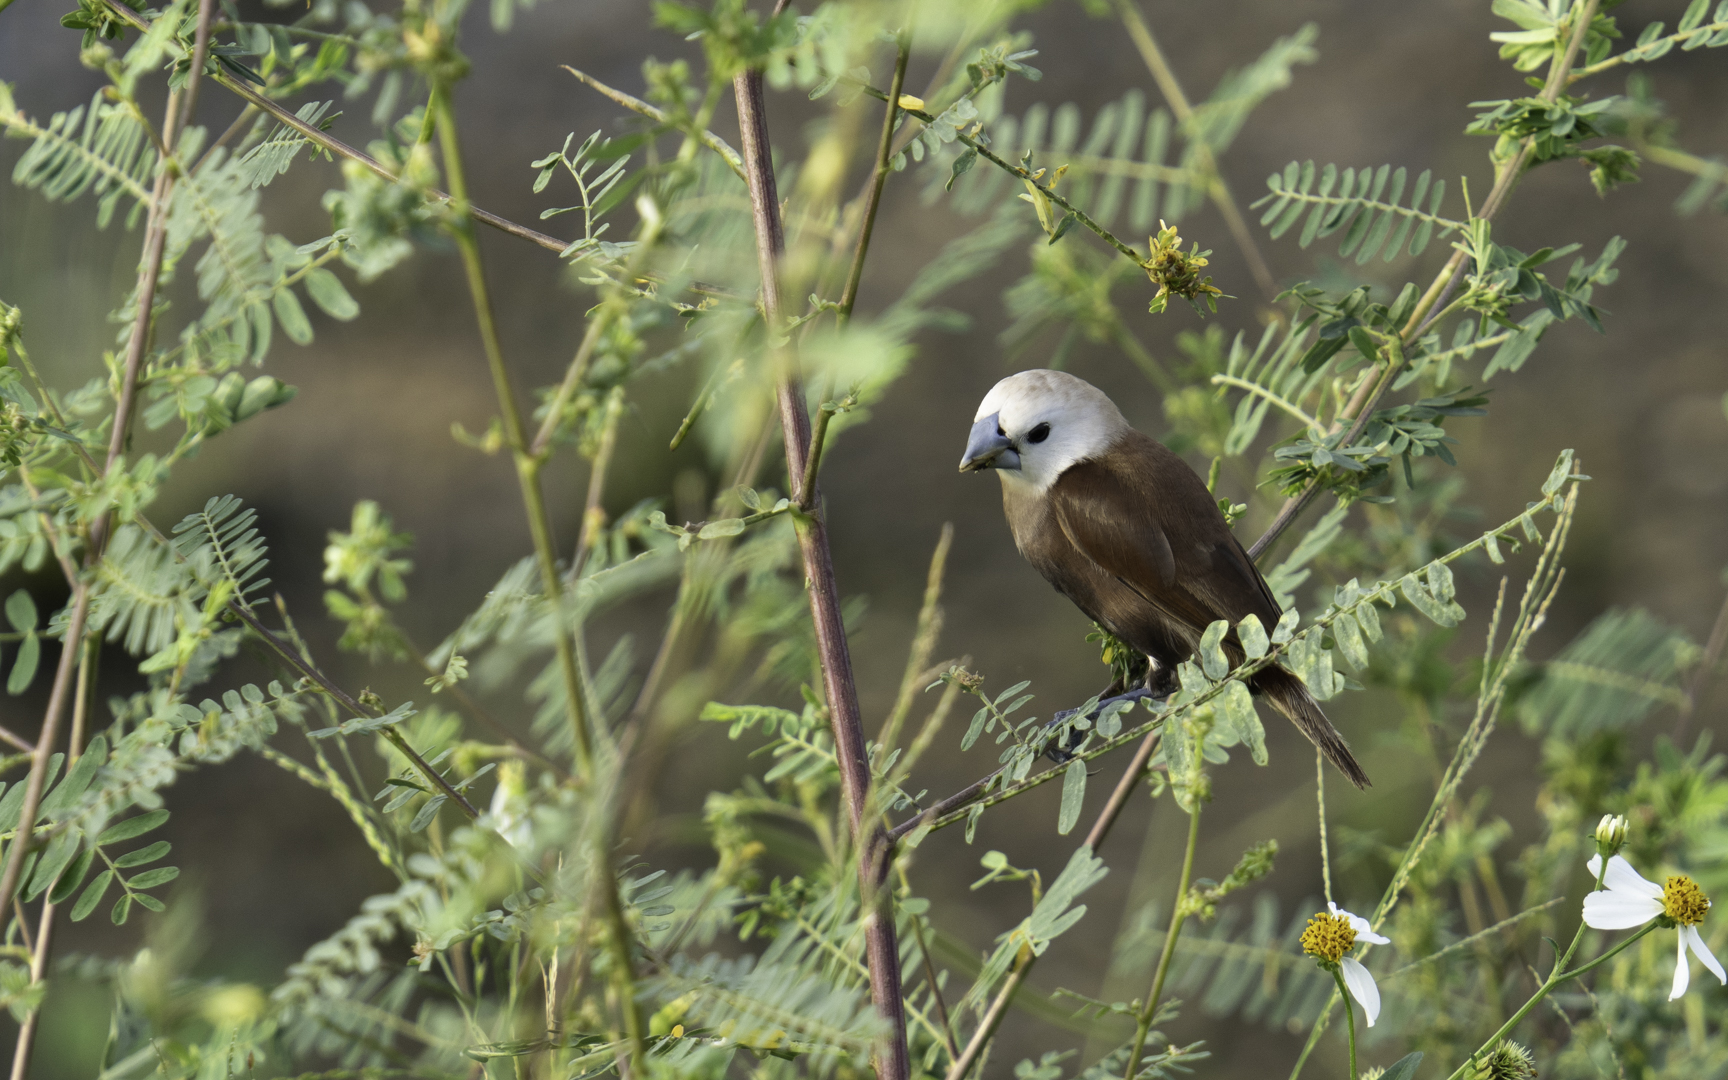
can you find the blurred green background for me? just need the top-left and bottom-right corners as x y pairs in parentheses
(2, 0), (1726, 1073)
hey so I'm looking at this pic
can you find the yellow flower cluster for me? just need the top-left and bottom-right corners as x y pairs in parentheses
(1663, 875), (1710, 926)
(1300, 909), (1358, 964)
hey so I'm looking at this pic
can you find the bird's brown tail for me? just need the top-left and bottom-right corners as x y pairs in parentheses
(1251, 666), (1371, 788)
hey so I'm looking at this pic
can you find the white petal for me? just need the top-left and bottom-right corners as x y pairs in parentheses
(1672, 928), (1691, 1001)
(1340, 957), (1381, 1028)
(1329, 903), (1391, 944)
(1684, 925), (1727, 986)
(1582, 889), (1663, 930)
(1586, 854), (1663, 898)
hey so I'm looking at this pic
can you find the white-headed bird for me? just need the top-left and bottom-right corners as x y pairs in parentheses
(959, 369), (1370, 788)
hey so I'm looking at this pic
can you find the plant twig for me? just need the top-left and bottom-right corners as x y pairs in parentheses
(562, 66), (746, 182)
(430, 84), (596, 778)
(1122, 801), (1201, 1080)
(1247, 0), (1601, 561)
(837, 32), (911, 323)
(1111, 0), (1279, 301)
(573, 387), (626, 571)
(944, 948), (1031, 1080)
(732, 63), (912, 1080)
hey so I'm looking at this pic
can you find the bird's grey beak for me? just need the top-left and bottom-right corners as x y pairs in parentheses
(959, 413), (1020, 473)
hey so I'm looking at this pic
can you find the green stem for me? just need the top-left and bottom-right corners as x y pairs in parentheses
(1333, 969), (1358, 1080)
(837, 31), (911, 323)
(430, 84), (594, 777)
(430, 78), (646, 1072)
(1441, 856), (1633, 1080)
(1123, 801), (1203, 1080)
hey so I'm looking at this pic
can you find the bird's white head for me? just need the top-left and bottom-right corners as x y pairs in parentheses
(958, 369), (1131, 492)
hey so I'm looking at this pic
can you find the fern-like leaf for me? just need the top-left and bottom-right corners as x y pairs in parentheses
(170, 494), (271, 606)
(1253, 160), (1462, 263)
(236, 100), (334, 189)
(2, 86), (155, 229)
(87, 524), (199, 657)
(943, 91), (1194, 231)
(1517, 608), (1698, 738)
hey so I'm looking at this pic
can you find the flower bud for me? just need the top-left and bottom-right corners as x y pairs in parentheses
(1595, 813), (1629, 856)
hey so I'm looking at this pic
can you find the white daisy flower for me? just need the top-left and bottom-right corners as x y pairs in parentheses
(1583, 854), (1725, 1000)
(1301, 902), (1392, 1026)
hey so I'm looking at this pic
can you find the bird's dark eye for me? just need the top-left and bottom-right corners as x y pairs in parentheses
(1026, 422), (1051, 444)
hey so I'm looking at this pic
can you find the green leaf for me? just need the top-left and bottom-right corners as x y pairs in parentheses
(272, 288), (314, 345)
(71, 870), (112, 921)
(4, 590), (37, 633)
(97, 808), (170, 846)
(133, 893), (165, 912)
(48, 846), (95, 904)
(303, 267), (359, 319)
(1219, 680), (1267, 765)
(1272, 608), (1299, 644)
(1332, 612), (1369, 671)
(111, 894), (132, 925)
(38, 735), (105, 819)
(6, 633), (38, 696)
(113, 840), (170, 868)
(1057, 759), (1086, 835)
(25, 829), (80, 902)
(1238, 614), (1268, 659)
(1542, 448), (1575, 495)
(696, 518), (746, 540)
(126, 865), (180, 890)
(1380, 1052), (1424, 1080)
(1198, 620), (1230, 680)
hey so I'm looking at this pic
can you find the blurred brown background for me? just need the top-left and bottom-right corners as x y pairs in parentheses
(2, 0), (1726, 1074)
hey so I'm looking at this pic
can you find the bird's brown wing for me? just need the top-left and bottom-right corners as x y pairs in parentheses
(1047, 433), (1281, 634)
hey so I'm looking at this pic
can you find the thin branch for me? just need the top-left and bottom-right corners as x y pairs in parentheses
(1209, 374), (1321, 432)
(429, 83), (596, 777)
(0, 726), (32, 755)
(837, 33), (911, 323)
(944, 949), (1031, 1080)
(223, 601), (480, 819)
(573, 387), (625, 570)
(1111, 0), (1278, 301)
(1122, 801), (1201, 1080)
(732, 64), (912, 1080)
(562, 66), (747, 182)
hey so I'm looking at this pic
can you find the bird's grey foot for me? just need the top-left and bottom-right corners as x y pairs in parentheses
(1043, 688), (1160, 764)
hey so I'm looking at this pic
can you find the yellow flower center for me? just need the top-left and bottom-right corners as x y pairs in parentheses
(1663, 875), (1710, 927)
(1300, 911), (1357, 963)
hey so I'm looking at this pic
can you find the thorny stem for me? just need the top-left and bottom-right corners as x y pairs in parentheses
(837, 32), (911, 324)
(1110, 0), (1279, 301)
(1123, 801), (1202, 1080)
(429, 79), (645, 1069)
(1247, 0), (1601, 561)
(731, 64), (912, 1080)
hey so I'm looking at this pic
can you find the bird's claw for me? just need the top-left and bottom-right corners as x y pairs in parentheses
(1043, 688), (1165, 764)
